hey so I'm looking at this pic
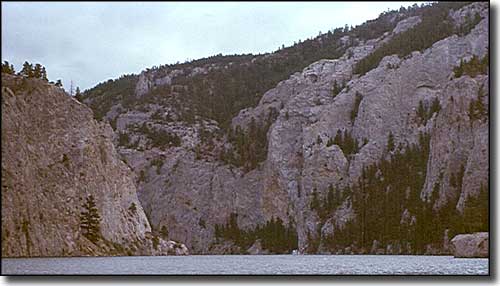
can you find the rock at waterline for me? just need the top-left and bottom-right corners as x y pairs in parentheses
(450, 232), (488, 258)
(246, 239), (270, 255)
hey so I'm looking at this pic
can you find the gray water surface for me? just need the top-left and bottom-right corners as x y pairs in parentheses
(1, 255), (489, 275)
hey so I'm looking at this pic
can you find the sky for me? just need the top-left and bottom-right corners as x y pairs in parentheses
(2, 2), (419, 91)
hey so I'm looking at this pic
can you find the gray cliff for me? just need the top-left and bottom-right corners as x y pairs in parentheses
(82, 2), (489, 254)
(1, 75), (187, 257)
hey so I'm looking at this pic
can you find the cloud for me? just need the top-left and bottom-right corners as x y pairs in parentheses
(1, 2), (417, 91)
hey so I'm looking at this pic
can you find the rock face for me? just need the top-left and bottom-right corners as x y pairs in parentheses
(451, 232), (488, 258)
(134, 149), (272, 254)
(1, 74), (185, 257)
(81, 2), (489, 255)
(392, 16), (421, 34)
(230, 2), (488, 252)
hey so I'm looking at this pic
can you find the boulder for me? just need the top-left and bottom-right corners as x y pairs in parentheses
(175, 243), (189, 256)
(424, 244), (440, 255)
(386, 244), (394, 255)
(344, 246), (352, 254)
(247, 239), (270, 255)
(451, 232), (488, 258)
(370, 240), (380, 254)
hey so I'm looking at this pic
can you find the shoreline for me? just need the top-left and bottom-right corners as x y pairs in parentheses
(1, 254), (489, 259)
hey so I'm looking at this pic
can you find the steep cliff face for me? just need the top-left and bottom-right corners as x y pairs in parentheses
(1, 74), (184, 257)
(80, 2), (489, 254)
(226, 2), (489, 253)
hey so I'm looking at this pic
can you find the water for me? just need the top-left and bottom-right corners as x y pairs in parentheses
(1, 255), (488, 275)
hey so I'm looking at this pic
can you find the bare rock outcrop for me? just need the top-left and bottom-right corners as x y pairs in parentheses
(450, 232), (488, 258)
(392, 16), (421, 34)
(127, 146), (285, 254)
(1, 74), (182, 257)
(247, 239), (270, 255)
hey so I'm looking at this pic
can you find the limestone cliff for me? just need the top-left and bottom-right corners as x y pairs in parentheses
(80, 2), (489, 254)
(1, 74), (187, 257)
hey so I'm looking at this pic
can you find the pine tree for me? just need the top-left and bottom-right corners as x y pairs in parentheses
(316, 135), (323, 145)
(463, 183), (488, 233)
(1, 61), (15, 74)
(454, 59), (464, 78)
(417, 100), (426, 123)
(387, 132), (395, 152)
(333, 129), (342, 146)
(350, 92), (363, 122)
(128, 202), (137, 214)
(33, 63), (42, 79)
(326, 137), (335, 147)
(41, 67), (48, 81)
(327, 184), (335, 210)
(332, 80), (340, 97)
(160, 225), (169, 238)
(80, 195), (101, 243)
(469, 85), (487, 122)
(75, 87), (82, 101)
(19, 61), (34, 78)
(429, 97), (441, 118)
(310, 188), (321, 211)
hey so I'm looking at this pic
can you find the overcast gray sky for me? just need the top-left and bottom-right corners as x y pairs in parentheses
(2, 2), (418, 91)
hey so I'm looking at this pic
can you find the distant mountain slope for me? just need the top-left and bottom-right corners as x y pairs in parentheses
(81, 2), (451, 128)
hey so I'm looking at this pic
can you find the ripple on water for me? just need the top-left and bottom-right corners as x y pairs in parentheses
(1, 255), (489, 275)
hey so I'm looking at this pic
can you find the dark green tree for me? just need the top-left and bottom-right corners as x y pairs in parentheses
(387, 132), (395, 152)
(454, 59), (465, 78)
(333, 129), (343, 146)
(80, 195), (101, 243)
(316, 135), (323, 145)
(429, 97), (441, 118)
(463, 183), (488, 233)
(41, 66), (48, 81)
(33, 63), (43, 79)
(332, 80), (340, 97)
(128, 202), (137, 214)
(326, 137), (335, 147)
(469, 85), (487, 122)
(1, 61), (15, 74)
(19, 61), (34, 78)
(160, 225), (169, 238)
(310, 188), (321, 211)
(416, 100), (426, 124)
(75, 87), (82, 101)
(118, 132), (130, 147)
(350, 92), (363, 122)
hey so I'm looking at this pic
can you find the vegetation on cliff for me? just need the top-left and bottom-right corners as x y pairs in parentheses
(354, 2), (477, 76)
(214, 213), (298, 254)
(313, 132), (488, 254)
